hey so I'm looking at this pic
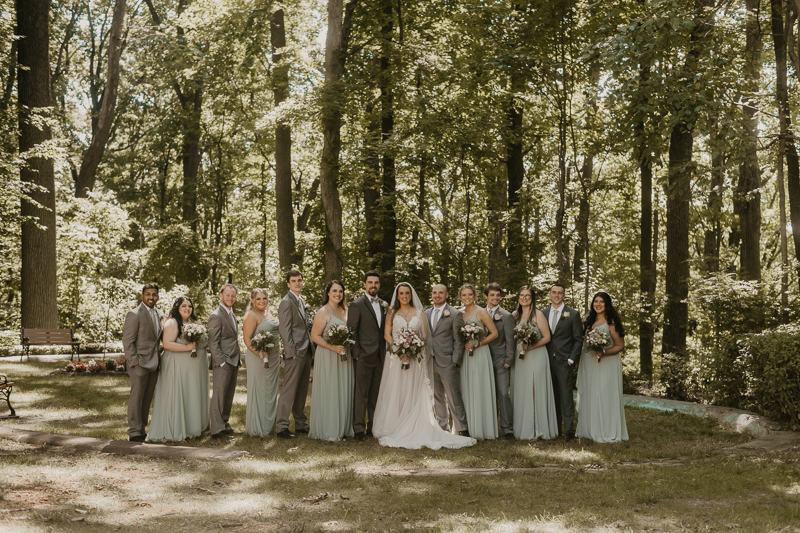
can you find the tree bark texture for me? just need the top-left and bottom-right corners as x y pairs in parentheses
(271, 8), (299, 270)
(18, 0), (59, 328)
(704, 123), (724, 272)
(364, 102), (382, 267)
(319, 0), (356, 281)
(75, 0), (127, 197)
(505, 76), (525, 289)
(737, 0), (763, 280)
(379, 0), (396, 287)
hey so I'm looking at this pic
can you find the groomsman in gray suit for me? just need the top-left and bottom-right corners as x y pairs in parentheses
(123, 283), (163, 442)
(425, 284), (469, 436)
(544, 283), (584, 440)
(208, 283), (241, 439)
(484, 282), (516, 440)
(348, 270), (387, 440)
(276, 270), (315, 439)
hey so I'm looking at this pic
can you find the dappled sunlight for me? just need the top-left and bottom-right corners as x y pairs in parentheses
(773, 482), (800, 495)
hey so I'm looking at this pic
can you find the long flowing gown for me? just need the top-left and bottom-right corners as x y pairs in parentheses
(245, 316), (281, 436)
(576, 322), (628, 442)
(512, 321), (558, 440)
(373, 309), (476, 449)
(460, 316), (498, 439)
(148, 336), (209, 442)
(309, 314), (355, 441)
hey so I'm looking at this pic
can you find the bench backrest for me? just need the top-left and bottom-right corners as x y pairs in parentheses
(20, 328), (76, 345)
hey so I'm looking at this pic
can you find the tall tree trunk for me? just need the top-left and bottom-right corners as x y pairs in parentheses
(319, 0), (357, 281)
(271, 8), (298, 270)
(487, 171), (506, 283)
(774, 0), (800, 291)
(704, 122), (724, 272)
(178, 84), (201, 232)
(18, 0), (58, 328)
(379, 0), (396, 287)
(506, 73), (525, 289)
(364, 101), (381, 267)
(738, 0), (763, 280)
(75, 0), (126, 197)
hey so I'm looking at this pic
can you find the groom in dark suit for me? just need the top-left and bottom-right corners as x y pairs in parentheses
(544, 283), (584, 440)
(348, 270), (387, 440)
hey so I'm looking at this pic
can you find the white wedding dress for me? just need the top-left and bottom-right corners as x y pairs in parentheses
(372, 285), (476, 450)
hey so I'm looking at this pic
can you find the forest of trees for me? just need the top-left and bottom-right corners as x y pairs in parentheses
(3, 0), (800, 403)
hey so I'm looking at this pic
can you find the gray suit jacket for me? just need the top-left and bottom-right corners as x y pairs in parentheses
(487, 307), (515, 368)
(208, 305), (241, 368)
(348, 295), (386, 367)
(425, 304), (465, 367)
(122, 302), (163, 372)
(278, 292), (314, 359)
(544, 304), (584, 365)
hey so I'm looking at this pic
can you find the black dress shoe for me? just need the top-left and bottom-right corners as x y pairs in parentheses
(354, 431), (365, 441)
(211, 432), (228, 440)
(458, 430), (471, 437)
(295, 428), (309, 435)
(365, 430), (373, 438)
(504, 433), (515, 441)
(129, 435), (146, 443)
(565, 432), (576, 442)
(277, 429), (296, 439)
(221, 429), (234, 436)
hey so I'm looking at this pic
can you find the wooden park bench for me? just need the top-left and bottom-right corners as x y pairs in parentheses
(20, 328), (81, 362)
(0, 375), (16, 418)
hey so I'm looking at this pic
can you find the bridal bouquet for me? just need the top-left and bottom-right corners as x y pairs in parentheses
(513, 322), (541, 360)
(458, 322), (485, 354)
(182, 323), (207, 357)
(391, 328), (426, 370)
(251, 331), (276, 367)
(585, 328), (611, 362)
(324, 323), (355, 361)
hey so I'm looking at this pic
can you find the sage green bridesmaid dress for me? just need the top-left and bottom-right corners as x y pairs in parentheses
(459, 316), (498, 440)
(576, 322), (628, 442)
(148, 334), (210, 442)
(309, 314), (355, 441)
(512, 321), (558, 440)
(245, 316), (281, 436)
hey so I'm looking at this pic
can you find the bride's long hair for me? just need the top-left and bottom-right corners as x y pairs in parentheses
(390, 282), (414, 312)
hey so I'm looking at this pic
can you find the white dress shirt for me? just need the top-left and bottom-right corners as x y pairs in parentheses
(366, 293), (382, 327)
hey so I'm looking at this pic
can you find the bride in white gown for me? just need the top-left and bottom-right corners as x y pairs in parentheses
(372, 283), (476, 449)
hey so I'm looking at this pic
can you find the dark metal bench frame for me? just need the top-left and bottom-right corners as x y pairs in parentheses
(20, 328), (81, 362)
(0, 375), (16, 419)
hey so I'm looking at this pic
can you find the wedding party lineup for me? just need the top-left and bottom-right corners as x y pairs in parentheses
(125, 270), (628, 449)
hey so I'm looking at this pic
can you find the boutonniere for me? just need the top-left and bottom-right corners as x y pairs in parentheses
(304, 302), (310, 310)
(442, 310), (451, 317)
(562, 311), (570, 319)
(381, 301), (388, 308)
(494, 313), (502, 321)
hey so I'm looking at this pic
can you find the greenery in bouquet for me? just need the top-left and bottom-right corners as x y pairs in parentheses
(324, 323), (355, 361)
(182, 323), (207, 357)
(391, 328), (425, 370)
(251, 331), (276, 367)
(585, 328), (611, 361)
(513, 322), (541, 360)
(458, 322), (485, 353)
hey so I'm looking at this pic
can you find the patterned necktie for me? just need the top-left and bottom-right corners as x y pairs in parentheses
(298, 296), (306, 319)
(550, 308), (558, 332)
(150, 308), (159, 334)
(229, 311), (237, 332)
(432, 308), (440, 331)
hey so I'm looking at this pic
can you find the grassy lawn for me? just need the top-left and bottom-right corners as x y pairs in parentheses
(1, 359), (798, 532)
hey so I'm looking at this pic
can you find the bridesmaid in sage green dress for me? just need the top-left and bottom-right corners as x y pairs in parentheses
(458, 284), (499, 440)
(243, 288), (281, 437)
(576, 291), (628, 443)
(148, 296), (210, 442)
(511, 285), (558, 440)
(308, 280), (355, 441)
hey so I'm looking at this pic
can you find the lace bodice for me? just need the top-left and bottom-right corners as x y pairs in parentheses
(392, 308), (424, 337)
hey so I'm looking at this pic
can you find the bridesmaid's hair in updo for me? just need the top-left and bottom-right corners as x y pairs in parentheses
(458, 284), (477, 301)
(391, 282), (413, 311)
(583, 291), (625, 337)
(246, 288), (269, 315)
(512, 285), (536, 324)
(322, 280), (347, 311)
(169, 296), (197, 338)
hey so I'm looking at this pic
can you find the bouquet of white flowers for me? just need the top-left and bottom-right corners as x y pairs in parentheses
(513, 322), (541, 360)
(324, 323), (355, 361)
(251, 331), (276, 367)
(182, 323), (207, 357)
(585, 328), (611, 362)
(458, 322), (486, 354)
(391, 328), (426, 370)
